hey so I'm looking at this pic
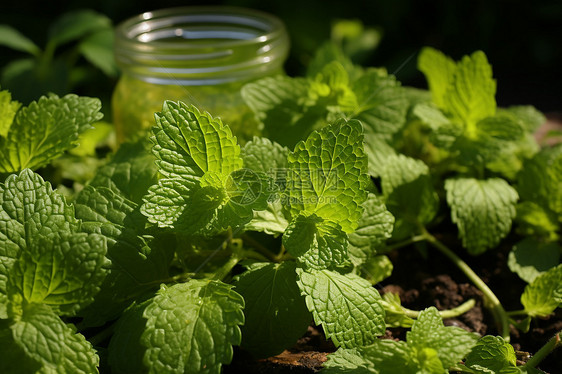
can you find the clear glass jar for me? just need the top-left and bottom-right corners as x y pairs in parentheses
(112, 6), (289, 143)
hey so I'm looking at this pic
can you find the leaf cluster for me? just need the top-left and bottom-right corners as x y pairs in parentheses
(0, 37), (560, 374)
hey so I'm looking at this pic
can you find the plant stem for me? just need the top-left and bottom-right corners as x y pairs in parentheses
(241, 234), (277, 262)
(506, 309), (528, 317)
(385, 234), (427, 251)
(523, 330), (561, 369)
(242, 249), (271, 262)
(274, 245), (287, 262)
(212, 254), (242, 281)
(401, 299), (476, 319)
(419, 227), (511, 341)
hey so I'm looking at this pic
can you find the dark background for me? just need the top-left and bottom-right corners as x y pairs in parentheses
(1, 0), (561, 112)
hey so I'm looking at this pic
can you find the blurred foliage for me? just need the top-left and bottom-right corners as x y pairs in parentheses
(0, 9), (116, 112)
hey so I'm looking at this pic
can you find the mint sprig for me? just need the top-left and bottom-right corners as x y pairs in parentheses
(0, 94), (102, 173)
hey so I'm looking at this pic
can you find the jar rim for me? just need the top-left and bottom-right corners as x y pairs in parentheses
(114, 6), (289, 85)
(116, 6), (286, 50)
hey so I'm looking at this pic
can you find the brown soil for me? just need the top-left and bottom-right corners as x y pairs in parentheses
(224, 233), (562, 373)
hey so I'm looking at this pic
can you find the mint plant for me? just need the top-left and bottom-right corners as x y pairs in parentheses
(0, 10), (116, 103)
(0, 41), (560, 374)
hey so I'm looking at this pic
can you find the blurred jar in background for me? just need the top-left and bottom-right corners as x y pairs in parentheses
(112, 6), (289, 143)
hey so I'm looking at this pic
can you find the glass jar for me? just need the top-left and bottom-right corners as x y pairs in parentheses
(112, 6), (289, 143)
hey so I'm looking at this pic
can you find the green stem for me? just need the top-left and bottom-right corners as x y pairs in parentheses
(212, 254), (242, 281)
(242, 249), (271, 262)
(506, 309), (528, 317)
(274, 245), (287, 262)
(385, 234), (427, 251)
(401, 299), (476, 319)
(523, 330), (561, 369)
(419, 227), (511, 341)
(241, 234), (277, 262)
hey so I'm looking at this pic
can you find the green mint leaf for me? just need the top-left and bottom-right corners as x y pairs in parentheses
(309, 61), (357, 112)
(89, 139), (158, 204)
(322, 346), (372, 373)
(0, 88), (20, 137)
(246, 199), (290, 236)
(476, 113), (524, 142)
(363, 134), (397, 177)
(508, 238), (560, 283)
(0, 320), (42, 373)
(143, 102), (269, 235)
(241, 136), (290, 235)
(417, 50), (528, 169)
(517, 145), (562, 217)
(141, 280), (244, 374)
(283, 214), (350, 270)
(242, 136), (289, 174)
(416, 109), (524, 168)
(288, 119), (369, 233)
(4, 303), (98, 373)
(242, 76), (308, 119)
(413, 102), (452, 129)
(108, 299), (151, 374)
(464, 335), (518, 374)
(521, 263), (562, 317)
(242, 76), (315, 147)
(347, 193), (394, 266)
(450, 113), (525, 168)
(403, 86), (432, 106)
(351, 70), (409, 140)
(8, 230), (107, 316)
(48, 9), (111, 47)
(331, 20), (381, 60)
(515, 202), (559, 240)
(0, 25), (41, 56)
(417, 47), (457, 109)
(324, 340), (416, 374)
(445, 177), (518, 255)
(142, 177), (203, 229)
(296, 267), (385, 348)
(413, 103), (461, 150)
(75, 185), (174, 326)
(144, 170), (268, 235)
(485, 133), (539, 180)
(150, 101), (242, 182)
(69, 120), (113, 157)
(78, 28), (118, 76)
(379, 154), (438, 238)
(0, 94), (102, 173)
(325, 307), (478, 374)
(500, 105), (545, 132)
(360, 255), (393, 285)
(0, 169), (81, 318)
(407, 307), (479, 369)
(233, 262), (311, 358)
(306, 41), (362, 81)
(76, 186), (145, 241)
(443, 50), (496, 126)
(363, 340), (417, 373)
